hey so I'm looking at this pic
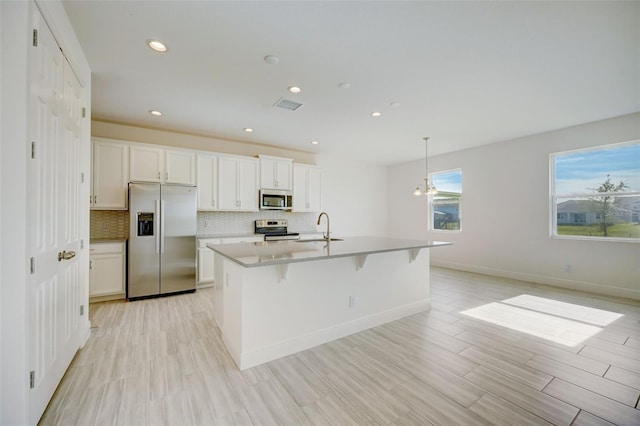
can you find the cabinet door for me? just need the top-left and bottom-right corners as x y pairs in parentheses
(259, 157), (277, 189)
(307, 166), (322, 211)
(197, 154), (217, 210)
(260, 157), (293, 190)
(166, 149), (196, 185)
(218, 156), (240, 210)
(275, 159), (293, 190)
(197, 248), (215, 283)
(92, 139), (129, 209)
(130, 145), (163, 182)
(238, 158), (259, 211)
(293, 164), (321, 212)
(89, 252), (125, 296)
(292, 164), (307, 211)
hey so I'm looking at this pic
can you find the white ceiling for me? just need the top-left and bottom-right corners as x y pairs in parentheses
(62, 1), (639, 165)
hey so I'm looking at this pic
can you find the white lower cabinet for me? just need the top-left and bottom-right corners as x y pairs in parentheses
(89, 241), (126, 299)
(198, 244), (216, 284)
(197, 236), (263, 286)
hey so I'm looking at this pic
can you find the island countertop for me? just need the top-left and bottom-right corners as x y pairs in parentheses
(207, 236), (451, 268)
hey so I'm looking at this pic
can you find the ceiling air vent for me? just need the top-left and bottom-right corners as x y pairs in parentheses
(274, 97), (303, 111)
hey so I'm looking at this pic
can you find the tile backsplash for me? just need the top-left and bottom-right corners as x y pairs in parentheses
(91, 210), (318, 239)
(197, 211), (318, 235)
(90, 210), (129, 239)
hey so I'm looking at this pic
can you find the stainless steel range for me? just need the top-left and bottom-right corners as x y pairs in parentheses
(254, 219), (300, 241)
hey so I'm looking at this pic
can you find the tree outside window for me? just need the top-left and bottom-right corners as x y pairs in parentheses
(552, 141), (640, 240)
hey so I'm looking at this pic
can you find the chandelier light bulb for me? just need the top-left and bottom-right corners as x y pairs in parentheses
(414, 137), (437, 196)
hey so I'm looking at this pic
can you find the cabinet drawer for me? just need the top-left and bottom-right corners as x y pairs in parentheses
(89, 241), (125, 254)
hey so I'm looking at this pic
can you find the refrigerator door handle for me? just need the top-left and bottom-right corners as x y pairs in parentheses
(155, 199), (160, 254)
(160, 199), (166, 254)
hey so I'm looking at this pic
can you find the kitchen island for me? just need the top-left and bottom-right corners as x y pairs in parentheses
(208, 236), (451, 370)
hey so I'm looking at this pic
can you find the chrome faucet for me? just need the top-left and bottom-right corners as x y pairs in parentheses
(317, 212), (330, 240)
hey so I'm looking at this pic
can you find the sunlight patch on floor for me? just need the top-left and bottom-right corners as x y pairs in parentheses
(460, 295), (623, 347)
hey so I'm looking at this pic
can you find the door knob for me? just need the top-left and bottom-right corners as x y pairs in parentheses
(58, 250), (76, 262)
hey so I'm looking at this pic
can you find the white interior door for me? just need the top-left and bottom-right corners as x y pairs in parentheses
(28, 10), (85, 424)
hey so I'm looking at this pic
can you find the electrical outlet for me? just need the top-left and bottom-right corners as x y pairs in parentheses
(564, 264), (573, 273)
(349, 295), (356, 308)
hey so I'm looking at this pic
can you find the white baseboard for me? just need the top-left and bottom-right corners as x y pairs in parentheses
(237, 300), (431, 370)
(432, 260), (640, 301)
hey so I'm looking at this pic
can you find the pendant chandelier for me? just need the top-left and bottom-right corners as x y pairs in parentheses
(413, 137), (438, 196)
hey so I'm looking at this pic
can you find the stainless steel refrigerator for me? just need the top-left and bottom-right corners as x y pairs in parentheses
(128, 183), (197, 300)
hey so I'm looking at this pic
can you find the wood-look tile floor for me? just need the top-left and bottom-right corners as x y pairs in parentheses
(40, 267), (640, 425)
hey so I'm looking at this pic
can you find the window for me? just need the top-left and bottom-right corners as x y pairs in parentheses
(430, 169), (462, 231)
(551, 141), (640, 241)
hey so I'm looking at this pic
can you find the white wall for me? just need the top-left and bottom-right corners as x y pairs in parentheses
(316, 154), (388, 237)
(388, 113), (640, 300)
(93, 122), (389, 237)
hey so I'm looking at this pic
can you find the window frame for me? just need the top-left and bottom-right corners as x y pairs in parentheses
(428, 168), (463, 233)
(549, 140), (640, 243)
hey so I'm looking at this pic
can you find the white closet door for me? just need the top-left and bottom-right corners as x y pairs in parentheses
(28, 11), (85, 424)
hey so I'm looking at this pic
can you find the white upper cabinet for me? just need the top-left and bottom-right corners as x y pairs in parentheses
(293, 164), (322, 212)
(259, 155), (293, 190)
(165, 149), (196, 184)
(129, 145), (163, 183)
(91, 138), (129, 209)
(218, 155), (259, 211)
(197, 154), (218, 211)
(130, 145), (196, 185)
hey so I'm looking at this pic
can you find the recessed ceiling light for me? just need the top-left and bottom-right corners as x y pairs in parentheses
(264, 55), (279, 64)
(147, 40), (167, 52)
(311, 140), (319, 145)
(149, 110), (163, 116)
(389, 102), (401, 108)
(244, 128), (254, 133)
(288, 86), (302, 94)
(371, 112), (382, 117)
(338, 82), (351, 90)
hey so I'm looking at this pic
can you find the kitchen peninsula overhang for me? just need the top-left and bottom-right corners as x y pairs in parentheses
(207, 236), (451, 268)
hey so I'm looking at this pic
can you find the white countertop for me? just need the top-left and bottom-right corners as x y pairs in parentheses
(207, 236), (451, 268)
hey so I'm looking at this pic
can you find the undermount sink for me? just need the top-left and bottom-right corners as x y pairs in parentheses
(295, 238), (344, 243)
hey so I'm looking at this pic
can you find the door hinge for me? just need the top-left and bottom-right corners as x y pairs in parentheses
(31, 142), (36, 159)
(82, 107), (86, 118)
(81, 172), (85, 183)
(32, 29), (38, 47)
(30, 257), (35, 274)
(80, 305), (84, 316)
(80, 239), (84, 250)
(29, 371), (35, 389)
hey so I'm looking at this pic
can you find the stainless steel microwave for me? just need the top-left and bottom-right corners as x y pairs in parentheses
(259, 189), (293, 211)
